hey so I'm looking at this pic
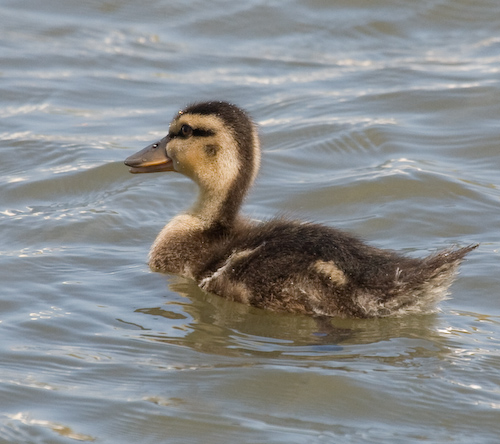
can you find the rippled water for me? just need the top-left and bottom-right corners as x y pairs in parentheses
(1, 0), (499, 442)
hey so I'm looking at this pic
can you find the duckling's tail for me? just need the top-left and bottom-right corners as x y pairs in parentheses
(424, 244), (478, 269)
(383, 244), (478, 316)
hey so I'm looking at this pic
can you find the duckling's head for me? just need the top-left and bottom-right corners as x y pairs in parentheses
(125, 102), (260, 206)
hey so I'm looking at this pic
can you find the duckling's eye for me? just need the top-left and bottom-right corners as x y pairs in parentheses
(180, 124), (193, 138)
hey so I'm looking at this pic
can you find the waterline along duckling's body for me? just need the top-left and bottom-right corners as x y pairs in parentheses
(125, 101), (476, 318)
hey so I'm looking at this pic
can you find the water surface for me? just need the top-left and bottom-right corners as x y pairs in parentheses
(1, 0), (499, 443)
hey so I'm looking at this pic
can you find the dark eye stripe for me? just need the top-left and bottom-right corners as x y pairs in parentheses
(192, 128), (215, 137)
(170, 128), (215, 139)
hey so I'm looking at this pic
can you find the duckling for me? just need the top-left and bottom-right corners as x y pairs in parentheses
(124, 101), (477, 318)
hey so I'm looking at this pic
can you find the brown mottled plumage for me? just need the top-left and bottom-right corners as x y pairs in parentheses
(124, 101), (477, 318)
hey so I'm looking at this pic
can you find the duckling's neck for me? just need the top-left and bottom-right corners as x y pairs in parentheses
(148, 180), (245, 278)
(188, 180), (244, 230)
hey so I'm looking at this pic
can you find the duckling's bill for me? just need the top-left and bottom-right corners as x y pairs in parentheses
(124, 136), (174, 174)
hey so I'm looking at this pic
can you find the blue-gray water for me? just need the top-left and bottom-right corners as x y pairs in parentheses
(1, 0), (499, 443)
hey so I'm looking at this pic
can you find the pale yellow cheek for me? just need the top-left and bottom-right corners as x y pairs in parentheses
(169, 141), (202, 175)
(181, 146), (205, 171)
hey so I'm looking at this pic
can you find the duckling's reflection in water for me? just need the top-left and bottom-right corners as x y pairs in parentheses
(131, 275), (445, 356)
(175, 276), (352, 346)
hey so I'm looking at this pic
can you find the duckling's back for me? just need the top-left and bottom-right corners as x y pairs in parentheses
(198, 219), (477, 318)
